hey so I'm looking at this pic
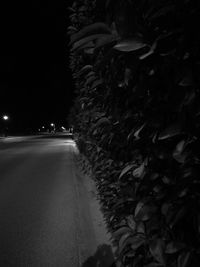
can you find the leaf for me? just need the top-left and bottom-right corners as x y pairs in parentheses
(135, 201), (145, 217)
(165, 242), (185, 254)
(161, 203), (171, 216)
(127, 215), (136, 231)
(139, 39), (157, 60)
(77, 65), (93, 76)
(78, 6), (87, 12)
(119, 234), (145, 254)
(134, 123), (146, 140)
(132, 162), (145, 179)
(91, 79), (103, 89)
(114, 38), (147, 52)
(85, 76), (97, 86)
(113, 227), (131, 239)
(139, 49), (154, 60)
(70, 22), (111, 45)
(119, 164), (135, 179)
(94, 34), (118, 51)
(158, 124), (182, 140)
(130, 235), (145, 250)
(84, 47), (95, 54)
(149, 238), (166, 265)
(144, 263), (163, 267)
(137, 222), (145, 234)
(67, 26), (78, 34)
(178, 252), (191, 267)
(124, 68), (132, 86)
(179, 72), (194, 87)
(170, 206), (186, 228)
(119, 232), (132, 253)
(94, 117), (110, 128)
(173, 140), (187, 163)
(135, 203), (157, 221)
(72, 34), (109, 51)
(147, 5), (175, 21)
(106, 0), (114, 9)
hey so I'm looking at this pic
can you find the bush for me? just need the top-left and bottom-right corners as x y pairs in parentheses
(68, 0), (200, 266)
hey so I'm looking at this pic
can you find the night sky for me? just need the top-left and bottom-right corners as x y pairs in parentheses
(0, 1), (74, 133)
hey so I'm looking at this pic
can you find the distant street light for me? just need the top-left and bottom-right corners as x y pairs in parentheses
(50, 123), (55, 133)
(3, 115), (9, 120)
(42, 126), (45, 129)
(2, 115), (9, 137)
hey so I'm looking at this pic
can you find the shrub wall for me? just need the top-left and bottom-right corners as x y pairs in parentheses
(68, 1), (200, 266)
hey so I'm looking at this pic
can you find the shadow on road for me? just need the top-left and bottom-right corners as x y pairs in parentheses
(81, 244), (116, 267)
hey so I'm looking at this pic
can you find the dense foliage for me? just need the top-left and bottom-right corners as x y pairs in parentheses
(68, 0), (200, 266)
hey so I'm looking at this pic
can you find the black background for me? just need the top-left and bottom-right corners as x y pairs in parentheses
(0, 1), (74, 132)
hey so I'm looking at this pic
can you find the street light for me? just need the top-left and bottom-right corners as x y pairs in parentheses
(50, 123), (55, 134)
(3, 115), (9, 121)
(2, 115), (9, 137)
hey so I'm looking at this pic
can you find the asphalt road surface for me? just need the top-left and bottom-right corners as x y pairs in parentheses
(0, 135), (114, 267)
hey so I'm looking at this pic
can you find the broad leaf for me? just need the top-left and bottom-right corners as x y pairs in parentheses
(119, 164), (135, 179)
(173, 140), (187, 163)
(77, 65), (93, 76)
(127, 215), (136, 231)
(165, 242), (185, 254)
(158, 123), (182, 140)
(94, 117), (110, 128)
(113, 227), (131, 239)
(91, 79), (103, 89)
(114, 38), (147, 52)
(85, 76), (97, 86)
(70, 22), (111, 45)
(150, 238), (166, 265)
(135, 203), (157, 221)
(119, 234), (145, 254)
(178, 252), (191, 267)
(72, 34), (109, 51)
(147, 5), (175, 21)
(132, 162), (145, 179)
(94, 34), (118, 51)
(67, 26), (78, 34)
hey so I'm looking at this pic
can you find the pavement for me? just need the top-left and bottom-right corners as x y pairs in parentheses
(0, 135), (115, 267)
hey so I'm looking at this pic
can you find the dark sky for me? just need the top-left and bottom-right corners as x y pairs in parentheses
(0, 1), (74, 132)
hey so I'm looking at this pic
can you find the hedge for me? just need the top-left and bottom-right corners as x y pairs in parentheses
(68, 1), (200, 266)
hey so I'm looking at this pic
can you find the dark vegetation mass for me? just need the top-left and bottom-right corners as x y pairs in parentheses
(68, 0), (200, 266)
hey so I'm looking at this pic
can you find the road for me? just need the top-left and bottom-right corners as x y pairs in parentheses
(0, 135), (114, 267)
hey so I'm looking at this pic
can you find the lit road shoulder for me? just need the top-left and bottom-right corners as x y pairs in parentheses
(0, 135), (114, 266)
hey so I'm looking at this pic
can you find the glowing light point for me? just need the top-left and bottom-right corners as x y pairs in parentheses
(3, 115), (9, 120)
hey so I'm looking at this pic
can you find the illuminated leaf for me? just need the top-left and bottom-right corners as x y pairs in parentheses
(119, 234), (145, 254)
(178, 252), (191, 267)
(158, 124), (182, 140)
(70, 22), (111, 45)
(173, 140), (187, 163)
(77, 65), (93, 76)
(165, 242), (185, 254)
(150, 238), (166, 265)
(114, 38), (147, 52)
(132, 162), (145, 178)
(119, 164), (135, 179)
(135, 203), (157, 221)
(72, 34), (109, 51)
(91, 79), (103, 89)
(113, 227), (131, 238)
